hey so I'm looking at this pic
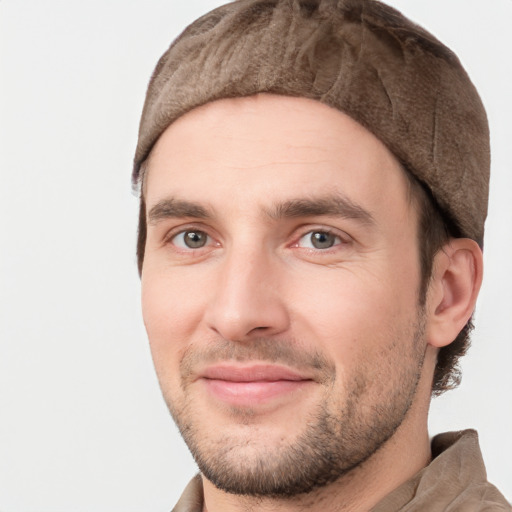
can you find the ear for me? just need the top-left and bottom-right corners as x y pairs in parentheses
(426, 238), (483, 348)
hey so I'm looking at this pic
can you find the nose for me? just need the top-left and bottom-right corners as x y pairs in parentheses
(204, 248), (290, 341)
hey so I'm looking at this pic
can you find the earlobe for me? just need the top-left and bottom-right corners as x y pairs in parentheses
(426, 239), (483, 348)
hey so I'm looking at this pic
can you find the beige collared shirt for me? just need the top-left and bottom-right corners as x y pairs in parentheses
(171, 430), (511, 512)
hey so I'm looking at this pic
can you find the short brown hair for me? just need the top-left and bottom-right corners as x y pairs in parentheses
(405, 167), (472, 395)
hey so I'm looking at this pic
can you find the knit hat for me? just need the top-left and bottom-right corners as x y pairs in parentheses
(133, 0), (490, 244)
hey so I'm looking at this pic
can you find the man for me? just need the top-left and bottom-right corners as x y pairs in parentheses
(132, 0), (511, 510)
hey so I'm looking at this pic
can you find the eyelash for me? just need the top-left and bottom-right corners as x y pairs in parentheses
(165, 226), (216, 251)
(164, 225), (350, 254)
(292, 227), (348, 252)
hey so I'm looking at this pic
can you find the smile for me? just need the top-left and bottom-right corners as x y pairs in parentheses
(199, 364), (314, 406)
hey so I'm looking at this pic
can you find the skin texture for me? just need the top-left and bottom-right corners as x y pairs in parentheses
(140, 94), (483, 512)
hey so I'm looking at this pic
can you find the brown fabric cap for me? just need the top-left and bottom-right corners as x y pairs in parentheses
(133, 0), (490, 244)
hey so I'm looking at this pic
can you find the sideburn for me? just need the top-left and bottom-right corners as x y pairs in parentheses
(137, 195), (147, 276)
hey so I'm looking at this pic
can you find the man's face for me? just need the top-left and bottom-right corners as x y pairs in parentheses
(141, 95), (428, 497)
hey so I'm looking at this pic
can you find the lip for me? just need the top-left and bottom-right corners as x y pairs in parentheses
(199, 364), (314, 406)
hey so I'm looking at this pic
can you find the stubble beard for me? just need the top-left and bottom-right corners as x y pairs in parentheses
(162, 314), (427, 498)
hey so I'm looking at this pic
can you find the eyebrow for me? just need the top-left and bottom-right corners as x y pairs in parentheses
(265, 195), (375, 225)
(147, 194), (375, 226)
(148, 198), (212, 224)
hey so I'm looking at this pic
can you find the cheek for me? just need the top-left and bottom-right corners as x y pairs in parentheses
(287, 258), (420, 357)
(141, 265), (209, 369)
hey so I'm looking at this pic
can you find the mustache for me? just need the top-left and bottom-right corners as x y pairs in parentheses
(180, 337), (336, 385)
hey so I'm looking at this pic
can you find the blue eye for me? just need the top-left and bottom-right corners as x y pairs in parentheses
(173, 230), (210, 249)
(298, 231), (341, 249)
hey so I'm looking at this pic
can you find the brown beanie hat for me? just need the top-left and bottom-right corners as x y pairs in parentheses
(133, 0), (490, 245)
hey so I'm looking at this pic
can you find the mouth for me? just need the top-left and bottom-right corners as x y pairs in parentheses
(198, 364), (315, 406)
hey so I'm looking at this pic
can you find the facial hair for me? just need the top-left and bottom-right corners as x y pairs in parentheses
(162, 313), (427, 498)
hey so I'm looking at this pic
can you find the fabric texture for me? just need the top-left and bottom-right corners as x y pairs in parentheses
(133, 0), (490, 246)
(170, 430), (511, 512)
(371, 430), (511, 512)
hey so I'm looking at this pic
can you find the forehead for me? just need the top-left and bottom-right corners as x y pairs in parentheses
(144, 94), (412, 220)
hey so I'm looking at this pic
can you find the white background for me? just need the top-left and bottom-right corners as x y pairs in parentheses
(1, 1), (511, 510)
